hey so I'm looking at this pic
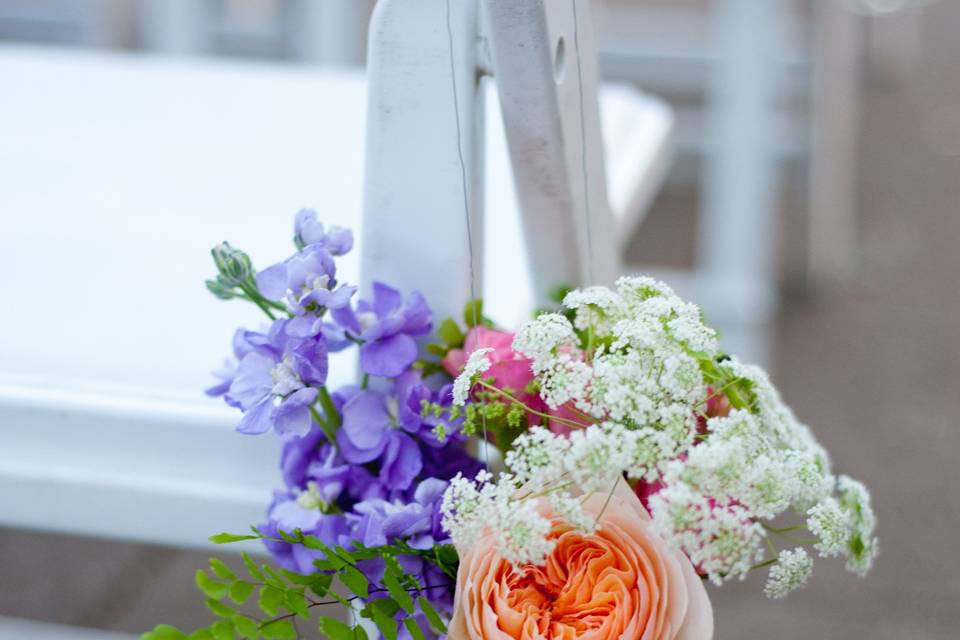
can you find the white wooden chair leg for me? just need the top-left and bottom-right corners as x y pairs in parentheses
(483, 0), (618, 301)
(361, 0), (483, 323)
(697, 0), (782, 364)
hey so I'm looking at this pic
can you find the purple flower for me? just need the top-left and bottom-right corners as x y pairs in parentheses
(226, 319), (327, 437)
(261, 491), (351, 574)
(332, 282), (432, 377)
(256, 244), (357, 337)
(337, 388), (423, 492)
(204, 328), (264, 402)
(294, 209), (353, 256)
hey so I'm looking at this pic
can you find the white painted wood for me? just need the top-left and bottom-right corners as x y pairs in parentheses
(0, 46), (671, 547)
(361, 0), (482, 324)
(808, 0), (863, 285)
(0, 616), (135, 640)
(289, 0), (368, 65)
(695, 0), (784, 365)
(483, 0), (617, 301)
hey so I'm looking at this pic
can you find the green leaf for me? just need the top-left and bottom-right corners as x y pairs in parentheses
(463, 299), (483, 327)
(332, 545), (358, 566)
(308, 572), (334, 598)
(418, 597), (447, 633)
(232, 614), (258, 640)
(403, 618), (427, 640)
(318, 616), (354, 640)
(434, 544), (459, 577)
(363, 600), (398, 640)
(209, 558), (236, 581)
(261, 619), (296, 640)
(437, 318), (464, 346)
(209, 533), (259, 544)
(425, 343), (448, 357)
(188, 630), (214, 640)
(242, 552), (265, 582)
(210, 620), (234, 640)
(142, 624), (190, 640)
(205, 597), (234, 618)
(195, 570), (229, 600)
(383, 566), (414, 614)
(258, 585), (285, 617)
(339, 564), (369, 598)
(229, 580), (255, 604)
(369, 598), (401, 618)
(353, 626), (369, 640)
(285, 588), (309, 618)
(261, 565), (287, 588)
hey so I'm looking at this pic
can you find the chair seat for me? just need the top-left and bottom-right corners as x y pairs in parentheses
(0, 45), (673, 547)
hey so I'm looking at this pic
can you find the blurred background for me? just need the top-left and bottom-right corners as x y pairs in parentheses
(1, 0), (957, 638)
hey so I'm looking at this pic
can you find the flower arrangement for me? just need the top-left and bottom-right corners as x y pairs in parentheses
(145, 211), (876, 640)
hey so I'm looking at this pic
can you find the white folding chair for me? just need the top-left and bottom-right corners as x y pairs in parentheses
(0, 0), (671, 558)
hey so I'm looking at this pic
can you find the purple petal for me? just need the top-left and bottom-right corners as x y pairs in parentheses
(380, 432), (422, 491)
(341, 391), (390, 449)
(281, 426), (324, 487)
(290, 339), (328, 386)
(272, 387), (318, 437)
(413, 477), (449, 506)
(256, 262), (289, 300)
(294, 208), (326, 246)
(400, 291), (432, 336)
(331, 304), (361, 335)
(337, 428), (387, 464)
(371, 282), (403, 316)
(286, 314), (323, 338)
(237, 396), (274, 434)
(325, 226), (354, 256)
(359, 333), (417, 377)
(270, 498), (322, 531)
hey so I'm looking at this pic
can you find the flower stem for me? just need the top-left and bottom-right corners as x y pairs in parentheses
(475, 380), (590, 430)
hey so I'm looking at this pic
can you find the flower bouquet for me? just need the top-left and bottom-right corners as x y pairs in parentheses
(145, 210), (876, 640)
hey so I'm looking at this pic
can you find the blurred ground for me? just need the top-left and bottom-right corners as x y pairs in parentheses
(3, 3), (960, 639)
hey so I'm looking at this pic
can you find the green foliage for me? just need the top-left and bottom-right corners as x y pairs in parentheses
(144, 529), (456, 640)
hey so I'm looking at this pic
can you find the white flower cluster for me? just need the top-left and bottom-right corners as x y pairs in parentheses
(452, 347), (493, 406)
(440, 470), (556, 567)
(440, 276), (877, 595)
(809, 475), (879, 577)
(764, 548), (813, 598)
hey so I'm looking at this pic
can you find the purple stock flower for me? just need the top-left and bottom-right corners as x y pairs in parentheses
(205, 328), (264, 403)
(338, 388), (423, 492)
(256, 244), (357, 337)
(261, 490), (351, 574)
(226, 319), (328, 437)
(294, 209), (353, 256)
(332, 282), (432, 377)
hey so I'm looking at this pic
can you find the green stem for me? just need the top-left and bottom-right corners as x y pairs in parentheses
(317, 387), (341, 427)
(238, 282), (278, 320)
(762, 523), (809, 534)
(750, 558), (778, 571)
(594, 475), (622, 526)
(475, 380), (590, 430)
(361, 374), (370, 390)
(309, 406), (339, 449)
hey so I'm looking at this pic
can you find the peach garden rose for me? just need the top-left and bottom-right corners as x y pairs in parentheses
(447, 480), (713, 639)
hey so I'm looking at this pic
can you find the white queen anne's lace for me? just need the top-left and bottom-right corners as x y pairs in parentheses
(452, 347), (493, 406)
(765, 548), (813, 598)
(442, 276), (876, 596)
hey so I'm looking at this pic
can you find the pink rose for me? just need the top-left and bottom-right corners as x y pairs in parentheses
(448, 480), (713, 639)
(443, 327), (545, 415)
